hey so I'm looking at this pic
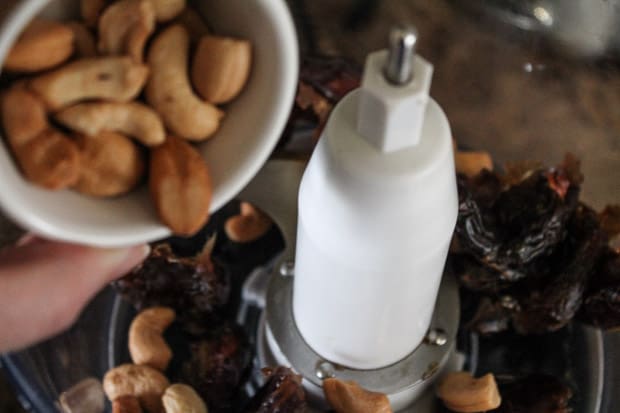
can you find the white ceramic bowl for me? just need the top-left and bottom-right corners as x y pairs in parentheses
(0, 0), (298, 247)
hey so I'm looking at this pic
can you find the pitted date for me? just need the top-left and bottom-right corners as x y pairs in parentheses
(242, 367), (307, 413)
(492, 374), (572, 413)
(581, 248), (620, 329)
(178, 324), (252, 413)
(113, 243), (231, 331)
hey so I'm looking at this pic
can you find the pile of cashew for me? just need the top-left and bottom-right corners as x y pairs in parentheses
(1, 0), (253, 236)
(101, 307), (208, 413)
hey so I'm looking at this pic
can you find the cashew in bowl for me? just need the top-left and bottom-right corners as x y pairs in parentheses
(162, 384), (207, 413)
(74, 131), (145, 197)
(103, 364), (169, 413)
(15, 129), (82, 190)
(98, 0), (156, 62)
(173, 7), (210, 43)
(5, 18), (74, 73)
(66, 22), (97, 58)
(1, 85), (48, 147)
(191, 35), (252, 104)
(149, 136), (212, 236)
(29, 56), (149, 111)
(146, 25), (223, 142)
(129, 307), (175, 371)
(148, 0), (186, 22)
(81, 0), (109, 27)
(1, 86), (81, 190)
(56, 102), (165, 147)
(323, 378), (392, 413)
(436, 372), (501, 413)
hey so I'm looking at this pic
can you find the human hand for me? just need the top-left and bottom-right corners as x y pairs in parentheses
(0, 235), (149, 352)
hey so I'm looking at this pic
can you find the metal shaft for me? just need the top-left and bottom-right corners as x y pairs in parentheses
(384, 26), (418, 85)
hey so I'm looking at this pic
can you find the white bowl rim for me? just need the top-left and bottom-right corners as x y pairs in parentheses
(0, 0), (299, 247)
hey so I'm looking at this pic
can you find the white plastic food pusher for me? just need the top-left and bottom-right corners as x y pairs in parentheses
(293, 26), (458, 369)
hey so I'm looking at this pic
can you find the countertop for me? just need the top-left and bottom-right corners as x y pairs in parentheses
(1, 0), (620, 411)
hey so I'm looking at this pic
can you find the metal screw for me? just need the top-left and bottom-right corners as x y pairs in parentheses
(279, 260), (295, 277)
(384, 25), (418, 85)
(315, 361), (335, 380)
(426, 328), (448, 346)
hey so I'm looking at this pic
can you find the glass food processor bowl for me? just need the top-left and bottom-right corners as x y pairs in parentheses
(2, 0), (620, 412)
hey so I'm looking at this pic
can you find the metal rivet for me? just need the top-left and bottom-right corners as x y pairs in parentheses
(426, 328), (448, 346)
(279, 260), (295, 277)
(315, 361), (335, 380)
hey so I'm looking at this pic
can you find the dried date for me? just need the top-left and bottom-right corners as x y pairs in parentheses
(456, 163), (580, 284)
(491, 374), (572, 413)
(178, 324), (252, 413)
(580, 248), (620, 329)
(511, 205), (607, 334)
(242, 367), (307, 413)
(113, 242), (231, 332)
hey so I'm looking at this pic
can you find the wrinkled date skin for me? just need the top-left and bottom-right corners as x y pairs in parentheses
(456, 164), (580, 285)
(242, 367), (307, 413)
(178, 324), (252, 413)
(113, 243), (231, 331)
(511, 205), (607, 334)
(279, 55), (361, 145)
(453, 156), (620, 334)
(581, 249), (620, 329)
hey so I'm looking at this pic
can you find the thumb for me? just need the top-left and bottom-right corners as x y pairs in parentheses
(0, 239), (149, 352)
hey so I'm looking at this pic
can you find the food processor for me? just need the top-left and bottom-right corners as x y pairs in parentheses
(1, 0), (620, 412)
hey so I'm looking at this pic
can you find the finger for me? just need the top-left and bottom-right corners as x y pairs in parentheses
(0, 240), (149, 352)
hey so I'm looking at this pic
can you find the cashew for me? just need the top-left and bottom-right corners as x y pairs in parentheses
(436, 372), (501, 413)
(1, 85), (48, 147)
(148, 0), (186, 22)
(15, 128), (82, 190)
(29, 56), (149, 111)
(224, 202), (272, 243)
(81, 0), (110, 27)
(173, 7), (210, 43)
(146, 25), (223, 141)
(191, 36), (252, 104)
(74, 131), (145, 197)
(5, 18), (74, 73)
(149, 136), (212, 235)
(129, 307), (175, 371)
(112, 396), (143, 413)
(1, 86), (81, 189)
(162, 384), (207, 413)
(59, 377), (105, 413)
(323, 378), (392, 413)
(455, 150), (493, 178)
(98, 0), (156, 62)
(66, 22), (97, 58)
(56, 102), (165, 147)
(103, 364), (169, 413)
